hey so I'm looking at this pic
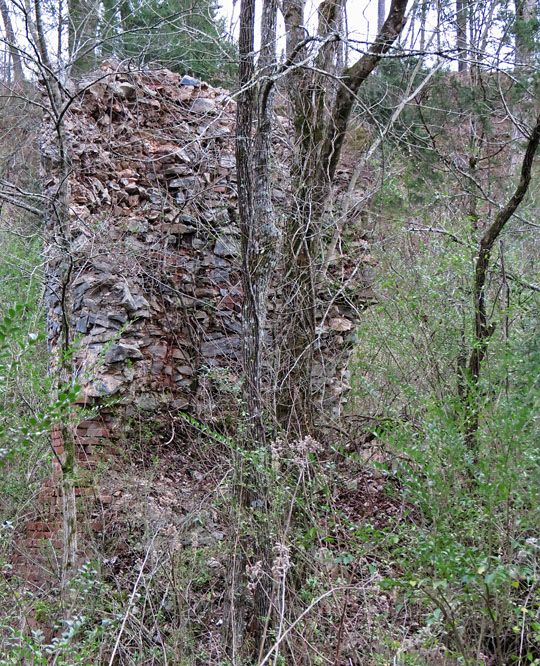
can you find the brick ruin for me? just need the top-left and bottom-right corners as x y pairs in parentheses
(15, 62), (374, 582)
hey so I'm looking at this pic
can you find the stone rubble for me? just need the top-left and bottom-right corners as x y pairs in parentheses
(41, 62), (372, 421)
(18, 62), (375, 583)
(42, 62), (247, 414)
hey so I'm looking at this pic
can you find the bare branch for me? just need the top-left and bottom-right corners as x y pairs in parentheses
(0, 191), (42, 216)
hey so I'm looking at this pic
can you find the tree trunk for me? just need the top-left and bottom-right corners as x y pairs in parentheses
(225, 0), (279, 658)
(420, 0), (427, 51)
(456, 0), (467, 71)
(33, 0), (79, 584)
(279, 0), (408, 436)
(0, 0), (25, 81)
(464, 112), (540, 449)
(378, 0), (386, 32)
(54, 129), (78, 585)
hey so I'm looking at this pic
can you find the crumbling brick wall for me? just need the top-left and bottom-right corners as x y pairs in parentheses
(16, 61), (373, 583)
(42, 62), (245, 409)
(16, 63), (248, 582)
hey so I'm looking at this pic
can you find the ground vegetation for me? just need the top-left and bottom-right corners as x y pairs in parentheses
(0, 0), (538, 664)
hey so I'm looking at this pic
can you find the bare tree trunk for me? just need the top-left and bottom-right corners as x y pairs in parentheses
(229, 0), (407, 654)
(32, 0), (79, 585)
(456, 0), (467, 71)
(279, 0), (408, 435)
(0, 0), (24, 81)
(225, 0), (279, 659)
(464, 113), (540, 450)
(420, 0), (427, 51)
(436, 0), (441, 52)
(378, 0), (386, 32)
(238, 0), (279, 457)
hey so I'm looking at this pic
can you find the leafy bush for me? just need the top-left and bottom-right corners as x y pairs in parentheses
(349, 173), (540, 662)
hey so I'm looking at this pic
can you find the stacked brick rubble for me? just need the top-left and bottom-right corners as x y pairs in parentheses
(41, 63), (249, 411)
(17, 63), (248, 581)
(17, 62), (374, 582)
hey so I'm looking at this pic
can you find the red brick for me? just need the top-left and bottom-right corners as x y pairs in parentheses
(76, 437), (101, 445)
(27, 522), (53, 532)
(79, 459), (98, 468)
(34, 531), (54, 540)
(77, 420), (99, 429)
(86, 427), (109, 437)
(74, 487), (94, 497)
(99, 496), (113, 504)
(27, 539), (47, 548)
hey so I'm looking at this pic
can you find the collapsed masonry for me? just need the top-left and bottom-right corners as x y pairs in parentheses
(18, 62), (374, 580)
(42, 63), (246, 411)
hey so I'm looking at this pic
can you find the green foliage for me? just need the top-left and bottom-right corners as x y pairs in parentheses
(103, 0), (237, 85)
(349, 155), (540, 661)
(374, 375), (540, 662)
(0, 228), (52, 530)
(0, 562), (120, 665)
(0, 304), (83, 467)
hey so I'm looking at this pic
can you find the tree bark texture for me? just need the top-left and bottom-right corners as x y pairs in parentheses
(464, 112), (540, 449)
(226, 0), (279, 658)
(0, 0), (25, 81)
(33, 0), (79, 583)
(456, 0), (467, 71)
(378, 0), (386, 32)
(278, 0), (408, 435)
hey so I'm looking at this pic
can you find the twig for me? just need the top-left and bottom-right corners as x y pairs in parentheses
(407, 226), (540, 292)
(258, 586), (351, 666)
(0, 191), (42, 215)
(108, 532), (158, 666)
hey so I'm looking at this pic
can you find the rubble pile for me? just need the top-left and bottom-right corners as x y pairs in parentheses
(15, 62), (376, 585)
(42, 62), (247, 414)
(41, 62), (372, 422)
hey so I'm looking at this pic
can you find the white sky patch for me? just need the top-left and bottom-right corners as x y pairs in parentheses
(217, 0), (379, 56)
(215, 0), (518, 72)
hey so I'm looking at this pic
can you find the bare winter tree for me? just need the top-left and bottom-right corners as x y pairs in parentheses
(0, 0), (24, 81)
(25, 0), (81, 585)
(230, 0), (408, 659)
(456, 0), (467, 70)
(0, 0), (82, 586)
(463, 112), (540, 450)
(67, 0), (101, 71)
(278, 0), (408, 434)
(225, 0), (279, 659)
(378, 0), (386, 31)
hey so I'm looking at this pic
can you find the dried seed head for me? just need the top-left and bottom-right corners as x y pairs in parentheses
(271, 542), (291, 578)
(246, 560), (263, 592)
